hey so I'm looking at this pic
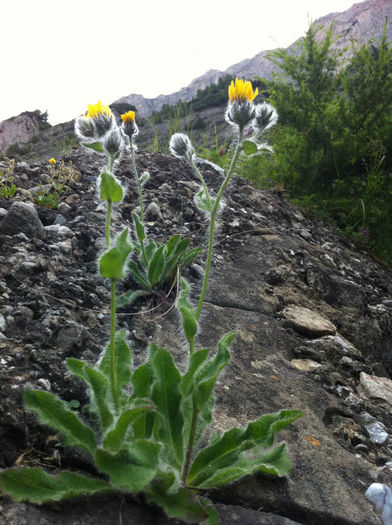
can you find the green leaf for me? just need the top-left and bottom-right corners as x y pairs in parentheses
(147, 245), (165, 286)
(165, 234), (180, 255)
(132, 212), (146, 244)
(99, 229), (131, 279)
(24, 388), (96, 456)
(0, 468), (113, 504)
(82, 142), (104, 153)
(131, 346), (158, 439)
(99, 171), (123, 202)
(187, 410), (303, 488)
(193, 331), (235, 410)
(98, 329), (132, 393)
(242, 140), (258, 155)
(177, 279), (198, 349)
(95, 440), (160, 493)
(243, 409), (305, 447)
(84, 366), (114, 431)
(194, 190), (215, 212)
(151, 349), (184, 468)
(117, 289), (152, 308)
(128, 260), (152, 290)
(146, 477), (209, 522)
(194, 443), (292, 489)
(66, 358), (114, 431)
(103, 406), (154, 451)
(144, 239), (158, 265)
(179, 247), (202, 270)
(139, 171), (150, 186)
(180, 349), (210, 397)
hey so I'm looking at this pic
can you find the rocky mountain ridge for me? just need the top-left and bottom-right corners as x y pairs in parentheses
(113, 0), (392, 118)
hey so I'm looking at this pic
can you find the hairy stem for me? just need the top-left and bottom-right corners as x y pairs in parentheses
(106, 200), (112, 248)
(190, 157), (212, 210)
(195, 130), (243, 320)
(130, 142), (148, 263)
(182, 400), (199, 485)
(110, 278), (119, 413)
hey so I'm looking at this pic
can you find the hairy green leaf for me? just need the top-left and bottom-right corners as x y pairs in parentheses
(98, 329), (132, 393)
(95, 440), (160, 493)
(103, 406), (154, 451)
(177, 279), (198, 349)
(151, 349), (184, 468)
(24, 388), (96, 456)
(99, 171), (123, 202)
(99, 229), (131, 279)
(128, 260), (152, 290)
(132, 212), (146, 244)
(242, 140), (258, 155)
(82, 142), (104, 153)
(0, 468), (113, 504)
(117, 289), (152, 308)
(148, 245), (165, 286)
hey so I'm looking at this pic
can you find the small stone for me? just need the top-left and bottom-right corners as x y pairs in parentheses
(44, 224), (74, 237)
(365, 483), (392, 524)
(145, 201), (162, 221)
(282, 306), (336, 337)
(57, 202), (71, 213)
(0, 313), (5, 331)
(366, 422), (389, 445)
(37, 378), (51, 390)
(0, 201), (46, 239)
(54, 215), (67, 225)
(359, 372), (392, 406)
(290, 358), (322, 372)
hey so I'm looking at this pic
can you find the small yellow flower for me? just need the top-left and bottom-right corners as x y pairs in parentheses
(48, 158), (56, 165)
(228, 78), (258, 103)
(121, 111), (136, 123)
(85, 100), (111, 119)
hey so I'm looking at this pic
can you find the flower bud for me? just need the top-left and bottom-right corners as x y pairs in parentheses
(169, 133), (195, 161)
(75, 101), (115, 142)
(121, 111), (139, 142)
(253, 102), (278, 133)
(75, 116), (96, 141)
(103, 126), (123, 157)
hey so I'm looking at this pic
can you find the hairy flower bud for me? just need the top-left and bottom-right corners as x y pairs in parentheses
(75, 116), (96, 141)
(121, 111), (139, 142)
(103, 126), (123, 157)
(253, 102), (278, 133)
(169, 133), (195, 161)
(75, 101), (115, 142)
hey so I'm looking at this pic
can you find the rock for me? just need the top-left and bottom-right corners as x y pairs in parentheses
(282, 306), (336, 337)
(0, 313), (5, 331)
(55, 323), (87, 354)
(359, 372), (392, 406)
(0, 111), (42, 155)
(365, 483), (392, 525)
(366, 422), (389, 445)
(0, 201), (46, 239)
(144, 201), (162, 221)
(290, 358), (322, 372)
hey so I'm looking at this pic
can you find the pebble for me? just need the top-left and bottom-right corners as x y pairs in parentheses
(366, 422), (389, 445)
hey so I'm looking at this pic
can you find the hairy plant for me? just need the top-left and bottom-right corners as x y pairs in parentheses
(0, 87), (302, 524)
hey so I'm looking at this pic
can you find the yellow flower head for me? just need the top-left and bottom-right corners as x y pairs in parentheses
(85, 100), (111, 119)
(48, 158), (56, 165)
(228, 78), (258, 103)
(121, 111), (136, 124)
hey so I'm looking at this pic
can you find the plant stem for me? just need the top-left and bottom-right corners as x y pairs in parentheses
(182, 399), (199, 485)
(130, 142), (144, 223)
(110, 278), (119, 413)
(190, 158), (212, 210)
(195, 130), (243, 321)
(106, 200), (112, 248)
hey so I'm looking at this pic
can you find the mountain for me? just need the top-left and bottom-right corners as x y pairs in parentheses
(0, 0), (391, 158)
(113, 0), (392, 119)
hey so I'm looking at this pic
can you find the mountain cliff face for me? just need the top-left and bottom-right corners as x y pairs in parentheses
(113, 0), (392, 118)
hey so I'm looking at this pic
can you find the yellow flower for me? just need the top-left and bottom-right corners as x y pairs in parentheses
(121, 111), (136, 123)
(85, 100), (111, 119)
(228, 78), (258, 103)
(48, 158), (56, 165)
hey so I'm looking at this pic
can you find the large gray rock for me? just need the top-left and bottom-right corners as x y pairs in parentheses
(0, 201), (46, 239)
(0, 112), (42, 155)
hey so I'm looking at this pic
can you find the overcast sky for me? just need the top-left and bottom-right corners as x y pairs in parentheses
(3, 0), (359, 125)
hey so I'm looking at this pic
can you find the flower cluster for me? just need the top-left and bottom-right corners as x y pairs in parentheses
(75, 101), (140, 160)
(225, 78), (278, 137)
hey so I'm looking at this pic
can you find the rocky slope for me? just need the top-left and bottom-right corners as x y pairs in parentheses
(0, 143), (392, 523)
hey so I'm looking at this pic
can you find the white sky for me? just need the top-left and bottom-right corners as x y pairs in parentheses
(3, 0), (358, 125)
